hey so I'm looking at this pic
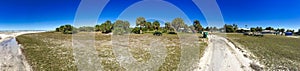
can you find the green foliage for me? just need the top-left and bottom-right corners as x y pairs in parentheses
(250, 27), (263, 32)
(286, 29), (295, 33)
(224, 24), (235, 32)
(153, 20), (160, 30)
(136, 17), (146, 34)
(145, 22), (153, 31)
(142, 27), (147, 32)
(153, 31), (162, 36)
(164, 22), (171, 31)
(98, 20), (113, 33)
(56, 24), (77, 34)
(265, 27), (274, 30)
(162, 29), (168, 33)
(131, 27), (140, 34)
(168, 31), (177, 34)
(250, 27), (256, 32)
(255, 27), (263, 32)
(297, 29), (300, 35)
(113, 20), (130, 35)
(95, 25), (101, 32)
(171, 18), (188, 32)
(193, 20), (203, 33)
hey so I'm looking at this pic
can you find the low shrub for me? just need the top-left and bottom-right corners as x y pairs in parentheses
(131, 27), (140, 34)
(168, 31), (177, 34)
(153, 31), (162, 36)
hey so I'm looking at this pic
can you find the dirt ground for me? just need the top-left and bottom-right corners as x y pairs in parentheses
(196, 35), (262, 71)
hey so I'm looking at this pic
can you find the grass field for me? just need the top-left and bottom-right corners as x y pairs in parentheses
(16, 32), (207, 71)
(226, 34), (300, 70)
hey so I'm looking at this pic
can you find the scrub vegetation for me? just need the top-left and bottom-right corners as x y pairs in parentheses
(226, 34), (300, 70)
(17, 32), (207, 71)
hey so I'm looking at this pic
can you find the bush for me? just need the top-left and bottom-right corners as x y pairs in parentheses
(162, 29), (167, 33)
(168, 31), (177, 34)
(142, 28), (147, 32)
(56, 24), (77, 34)
(63, 30), (78, 34)
(131, 27), (140, 34)
(153, 31), (162, 36)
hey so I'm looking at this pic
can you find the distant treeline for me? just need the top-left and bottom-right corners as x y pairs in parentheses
(223, 24), (300, 34)
(55, 17), (300, 35)
(55, 17), (206, 34)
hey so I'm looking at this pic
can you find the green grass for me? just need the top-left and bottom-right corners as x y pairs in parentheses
(226, 34), (300, 70)
(17, 32), (77, 71)
(16, 32), (207, 71)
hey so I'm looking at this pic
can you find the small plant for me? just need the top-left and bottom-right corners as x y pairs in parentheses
(153, 31), (162, 36)
(168, 31), (177, 34)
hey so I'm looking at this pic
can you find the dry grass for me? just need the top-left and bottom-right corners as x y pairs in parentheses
(226, 34), (300, 70)
(16, 32), (207, 71)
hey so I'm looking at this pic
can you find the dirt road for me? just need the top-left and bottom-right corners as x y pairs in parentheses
(0, 32), (42, 71)
(0, 38), (32, 71)
(197, 35), (255, 71)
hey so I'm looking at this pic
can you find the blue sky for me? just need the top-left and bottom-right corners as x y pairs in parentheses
(0, 0), (299, 30)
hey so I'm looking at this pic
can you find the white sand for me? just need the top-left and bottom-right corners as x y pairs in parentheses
(0, 31), (44, 42)
(195, 35), (262, 71)
(0, 31), (44, 71)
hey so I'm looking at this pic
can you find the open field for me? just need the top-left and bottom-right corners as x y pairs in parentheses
(16, 32), (207, 71)
(226, 34), (300, 70)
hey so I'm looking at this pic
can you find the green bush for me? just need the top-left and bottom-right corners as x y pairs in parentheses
(162, 29), (167, 33)
(168, 31), (177, 34)
(142, 28), (147, 32)
(131, 27), (140, 34)
(56, 24), (77, 34)
(153, 31), (162, 36)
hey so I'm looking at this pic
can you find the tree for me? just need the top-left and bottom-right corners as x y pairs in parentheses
(205, 27), (210, 31)
(56, 24), (77, 34)
(193, 20), (203, 33)
(99, 20), (113, 33)
(250, 27), (256, 32)
(286, 29), (295, 33)
(136, 17), (146, 34)
(255, 27), (263, 32)
(153, 21), (160, 30)
(55, 28), (60, 32)
(297, 29), (300, 35)
(113, 20), (130, 35)
(145, 22), (153, 31)
(171, 18), (187, 32)
(165, 22), (171, 31)
(224, 24), (234, 33)
(233, 24), (238, 32)
(265, 27), (274, 30)
(280, 28), (285, 33)
(95, 25), (101, 32)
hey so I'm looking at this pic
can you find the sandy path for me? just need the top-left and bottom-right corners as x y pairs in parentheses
(196, 35), (254, 71)
(0, 31), (44, 71)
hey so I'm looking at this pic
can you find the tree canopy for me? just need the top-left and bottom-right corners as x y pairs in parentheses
(113, 20), (130, 35)
(193, 20), (203, 33)
(55, 24), (77, 34)
(153, 21), (160, 30)
(171, 18), (188, 32)
(136, 17), (146, 34)
(96, 20), (113, 33)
